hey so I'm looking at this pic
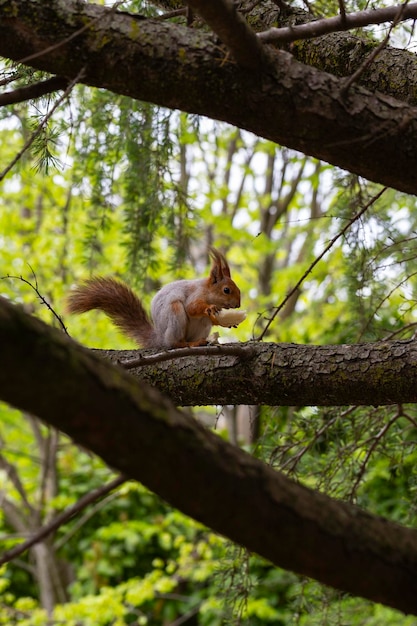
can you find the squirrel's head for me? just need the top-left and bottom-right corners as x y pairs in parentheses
(207, 247), (241, 309)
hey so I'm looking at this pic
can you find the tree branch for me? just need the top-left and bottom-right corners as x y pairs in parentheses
(119, 342), (257, 368)
(0, 475), (126, 566)
(1, 495), (29, 535)
(258, 186), (386, 340)
(0, 76), (69, 107)
(0, 452), (34, 514)
(100, 338), (417, 407)
(259, 2), (417, 43)
(256, 1), (417, 107)
(185, 0), (265, 70)
(2, 296), (417, 613)
(1, 1), (417, 193)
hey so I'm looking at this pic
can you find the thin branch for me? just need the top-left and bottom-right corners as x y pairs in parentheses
(257, 187), (387, 340)
(0, 474), (126, 566)
(156, 8), (187, 20)
(0, 496), (29, 535)
(1, 270), (69, 335)
(0, 451), (33, 514)
(350, 412), (400, 496)
(54, 488), (122, 551)
(120, 343), (257, 369)
(185, 0), (266, 70)
(167, 603), (202, 626)
(0, 70), (21, 88)
(258, 2), (417, 44)
(279, 412), (341, 472)
(0, 76), (69, 107)
(25, 413), (46, 459)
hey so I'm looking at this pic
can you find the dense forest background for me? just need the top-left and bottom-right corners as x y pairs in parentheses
(2, 0), (417, 624)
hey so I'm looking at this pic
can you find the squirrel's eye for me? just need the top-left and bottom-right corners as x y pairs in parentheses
(223, 287), (230, 294)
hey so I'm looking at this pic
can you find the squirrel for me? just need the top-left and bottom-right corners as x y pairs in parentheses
(66, 248), (241, 349)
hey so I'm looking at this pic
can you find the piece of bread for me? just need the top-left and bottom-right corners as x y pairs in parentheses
(214, 309), (247, 328)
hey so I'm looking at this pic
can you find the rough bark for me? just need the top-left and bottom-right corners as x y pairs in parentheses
(3, 296), (417, 614)
(293, 33), (417, 106)
(247, 1), (417, 106)
(1, 1), (417, 194)
(98, 338), (417, 406)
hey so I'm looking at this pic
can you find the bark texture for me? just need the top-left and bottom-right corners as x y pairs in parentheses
(3, 296), (417, 614)
(100, 339), (417, 406)
(0, 1), (417, 193)
(247, 1), (417, 106)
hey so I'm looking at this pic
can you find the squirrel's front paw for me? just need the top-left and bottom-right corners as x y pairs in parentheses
(205, 305), (220, 323)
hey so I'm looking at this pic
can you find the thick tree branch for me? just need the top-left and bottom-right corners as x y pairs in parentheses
(102, 338), (417, 406)
(1, 1), (417, 194)
(2, 296), (417, 613)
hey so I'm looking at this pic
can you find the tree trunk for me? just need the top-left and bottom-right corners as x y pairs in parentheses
(32, 541), (69, 613)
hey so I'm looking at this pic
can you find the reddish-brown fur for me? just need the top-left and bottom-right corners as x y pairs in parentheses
(66, 248), (241, 349)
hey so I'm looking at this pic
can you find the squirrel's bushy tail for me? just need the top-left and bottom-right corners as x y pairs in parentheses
(66, 276), (155, 347)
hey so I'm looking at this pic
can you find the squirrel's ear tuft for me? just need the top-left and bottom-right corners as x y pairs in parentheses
(209, 247), (231, 282)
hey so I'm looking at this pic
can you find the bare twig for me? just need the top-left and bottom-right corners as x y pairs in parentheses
(1, 270), (69, 335)
(0, 474), (126, 566)
(120, 342), (257, 369)
(156, 8), (187, 20)
(54, 487), (123, 550)
(279, 412), (341, 472)
(185, 0), (266, 70)
(350, 412), (400, 496)
(257, 187), (387, 340)
(384, 322), (417, 340)
(358, 268), (417, 341)
(0, 76), (69, 107)
(258, 2), (417, 44)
